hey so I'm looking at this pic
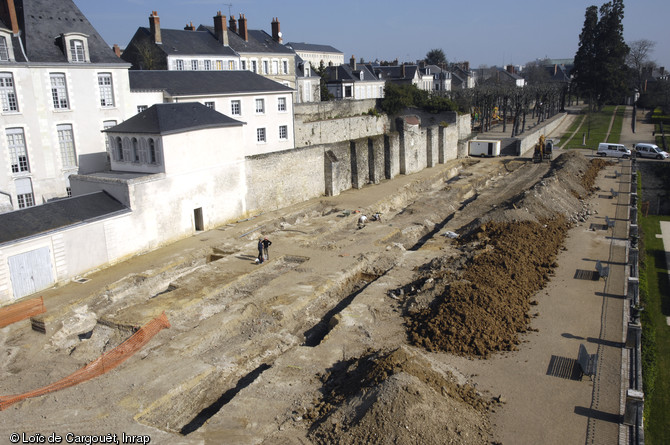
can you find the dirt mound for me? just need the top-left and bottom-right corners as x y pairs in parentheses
(404, 217), (568, 357)
(306, 347), (491, 444)
(400, 152), (607, 358)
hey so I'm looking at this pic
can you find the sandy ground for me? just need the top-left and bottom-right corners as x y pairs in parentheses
(0, 107), (655, 444)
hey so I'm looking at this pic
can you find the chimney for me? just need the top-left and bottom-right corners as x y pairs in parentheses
(113, 44), (121, 57)
(149, 11), (161, 44)
(350, 55), (356, 70)
(554, 64), (558, 76)
(229, 15), (237, 33)
(271, 17), (282, 43)
(506, 64), (515, 74)
(401, 64), (406, 78)
(184, 22), (195, 31)
(238, 14), (248, 41)
(214, 11), (229, 45)
(0, 0), (20, 35)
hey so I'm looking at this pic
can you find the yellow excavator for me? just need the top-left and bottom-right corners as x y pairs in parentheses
(532, 135), (553, 162)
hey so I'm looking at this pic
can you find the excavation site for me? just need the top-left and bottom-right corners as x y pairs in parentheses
(1, 149), (630, 444)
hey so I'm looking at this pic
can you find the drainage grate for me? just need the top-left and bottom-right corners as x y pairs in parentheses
(574, 269), (600, 281)
(73, 277), (90, 284)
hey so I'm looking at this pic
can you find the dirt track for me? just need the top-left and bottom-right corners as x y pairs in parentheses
(0, 149), (611, 444)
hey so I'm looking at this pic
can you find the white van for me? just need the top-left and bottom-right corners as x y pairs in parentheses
(634, 143), (668, 160)
(596, 143), (631, 159)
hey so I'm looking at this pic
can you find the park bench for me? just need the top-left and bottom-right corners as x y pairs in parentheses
(610, 187), (618, 198)
(578, 343), (598, 380)
(595, 260), (609, 279)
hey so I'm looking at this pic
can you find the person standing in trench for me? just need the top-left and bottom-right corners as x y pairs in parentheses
(262, 237), (272, 261)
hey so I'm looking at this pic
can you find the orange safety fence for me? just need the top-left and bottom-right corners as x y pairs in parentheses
(0, 312), (170, 411)
(0, 296), (46, 329)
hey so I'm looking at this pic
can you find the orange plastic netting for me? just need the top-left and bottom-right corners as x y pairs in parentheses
(0, 296), (46, 329)
(0, 312), (170, 411)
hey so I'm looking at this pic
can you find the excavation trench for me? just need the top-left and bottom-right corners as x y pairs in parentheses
(303, 272), (382, 347)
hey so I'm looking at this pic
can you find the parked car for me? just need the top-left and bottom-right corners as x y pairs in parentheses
(596, 143), (631, 158)
(634, 143), (668, 160)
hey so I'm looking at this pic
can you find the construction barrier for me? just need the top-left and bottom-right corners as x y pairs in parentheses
(0, 297), (46, 329)
(0, 312), (170, 411)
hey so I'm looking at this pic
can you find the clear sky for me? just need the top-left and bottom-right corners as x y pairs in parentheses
(74, 0), (669, 70)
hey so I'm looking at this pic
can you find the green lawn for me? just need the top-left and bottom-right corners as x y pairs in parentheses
(638, 212), (670, 444)
(558, 106), (622, 150)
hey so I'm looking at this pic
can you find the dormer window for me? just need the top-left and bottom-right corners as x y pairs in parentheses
(359, 71), (364, 80)
(70, 40), (85, 62)
(61, 33), (90, 63)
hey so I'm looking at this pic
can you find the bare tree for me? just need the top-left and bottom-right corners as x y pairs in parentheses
(627, 39), (656, 91)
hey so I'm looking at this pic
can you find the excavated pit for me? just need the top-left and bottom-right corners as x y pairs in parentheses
(303, 272), (381, 347)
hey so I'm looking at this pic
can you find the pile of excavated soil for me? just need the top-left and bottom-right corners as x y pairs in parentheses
(305, 347), (492, 445)
(404, 217), (568, 357)
(401, 151), (607, 358)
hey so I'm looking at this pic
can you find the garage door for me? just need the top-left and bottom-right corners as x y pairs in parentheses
(8, 247), (54, 299)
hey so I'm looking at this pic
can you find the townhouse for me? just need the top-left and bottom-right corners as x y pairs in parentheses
(325, 57), (385, 100)
(0, 0), (133, 213)
(122, 11), (297, 90)
(127, 70), (295, 156)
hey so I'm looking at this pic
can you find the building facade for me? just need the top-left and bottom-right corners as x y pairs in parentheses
(0, 0), (133, 213)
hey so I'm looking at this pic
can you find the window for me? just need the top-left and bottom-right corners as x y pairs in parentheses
(57, 124), (77, 168)
(216, 60), (223, 70)
(50, 73), (69, 109)
(204, 60), (212, 70)
(70, 39), (85, 62)
(98, 73), (114, 107)
(137, 105), (148, 113)
(205, 101), (215, 109)
(115, 137), (123, 161)
(256, 128), (266, 143)
(103, 120), (117, 152)
(262, 60), (269, 74)
(0, 36), (9, 61)
(17, 193), (34, 208)
(149, 138), (158, 164)
(279, 125), (288, 140)
(191, 60), (198, 70)
(272, 60), (278, 75)
(7, 128), (29, 173)
(229, 60), (235, 70)
(241, 60), (247, 70)
(15, 177), (34, 208)
(282, 60), (288, 75)
(255, 98), (265, 114)
(0, 72), (18, 112)
(175, 59), (184, 70)
(132, 138), (140, 163)
(251, 60), (257, 73)
(344, 86), (352, 98)
(278, 97), (286, 112)
(231, 100), (241, 116)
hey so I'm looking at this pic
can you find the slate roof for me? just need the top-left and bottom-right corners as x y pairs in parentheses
(134, 27), (237, 57)
(368, 65), (420, 81)
(326, 64), (379, 83)
(285, 42), (342, 54)
(129, 70), (294, 95)
(0, 192), (129, 245)
(198, 25), (294, 55)
(104, 102), (243, 136)
(6, 0), (125, 64)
